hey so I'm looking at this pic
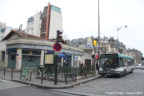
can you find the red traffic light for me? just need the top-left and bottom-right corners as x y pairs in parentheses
(96, 54), (99, 59)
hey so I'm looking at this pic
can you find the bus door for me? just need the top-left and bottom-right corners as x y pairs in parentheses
(127, 59), (133, 72)
(124, 58), (130, 72)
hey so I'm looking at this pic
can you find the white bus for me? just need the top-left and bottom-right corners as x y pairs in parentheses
(99, 53), (134, 77)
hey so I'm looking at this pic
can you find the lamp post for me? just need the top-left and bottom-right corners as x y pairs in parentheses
(116, 25), (127, 53)
(98, 0), (100, 51)
(97, 0), (100, 73)
(117, 25), (127, 41)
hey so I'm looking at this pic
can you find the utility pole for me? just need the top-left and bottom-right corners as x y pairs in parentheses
(97, 0), (100, 70)
(54, 30), (63, 85)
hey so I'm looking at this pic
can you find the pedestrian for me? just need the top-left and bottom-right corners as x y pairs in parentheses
(96, 62), (99, 74)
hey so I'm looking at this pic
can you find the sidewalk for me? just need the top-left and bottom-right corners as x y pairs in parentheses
(0, 70), (101, 89)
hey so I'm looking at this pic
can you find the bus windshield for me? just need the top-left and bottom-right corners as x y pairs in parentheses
(100, 54), (119, 69)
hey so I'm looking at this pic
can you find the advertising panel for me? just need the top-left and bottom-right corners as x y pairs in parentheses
(83, 37), (93, 49)
(45, 54), (54, 64)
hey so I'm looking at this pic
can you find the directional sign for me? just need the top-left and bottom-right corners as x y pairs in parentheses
(53, 43), (62, 52)
(93, 40), (98, 47)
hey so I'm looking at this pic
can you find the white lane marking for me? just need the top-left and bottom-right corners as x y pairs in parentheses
(0, 79), (6, 82)
(0, 79), (27, 90)
(0, 85), (27, 90)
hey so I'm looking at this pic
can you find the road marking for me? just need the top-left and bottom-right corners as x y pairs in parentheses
(0, 79), (6, 82)
(0, 79), (27, 91)
(53, 89), (97, 96)
(0, 85), (27, 90)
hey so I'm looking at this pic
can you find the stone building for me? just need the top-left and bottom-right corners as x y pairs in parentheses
(26, 12), (42, 37)
(67, 36), (127, 54)
(0, 22), (13, 41)
(127, 49), (143, 64)
(0, 30), (95, 71)
(26, 3), (62, 40)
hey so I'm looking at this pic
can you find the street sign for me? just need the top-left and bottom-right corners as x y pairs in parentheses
(93, 40), (98, 47)
(53, 43), (62, 52)
(83, 44), (93, 49)
(45, 50), (54, 54)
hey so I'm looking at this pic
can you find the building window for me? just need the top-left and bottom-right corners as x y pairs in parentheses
(28, 56), (34, 62)
(11, 55), (16, 60)
(22, 49), (41, 55)
(2, 51), (5, 61)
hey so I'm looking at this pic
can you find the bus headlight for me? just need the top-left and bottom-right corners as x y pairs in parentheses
(99, 68), (103, 71)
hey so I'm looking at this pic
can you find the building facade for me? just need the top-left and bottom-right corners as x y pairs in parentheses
(127, 49), (143, 64)
(0, 22), (12, 41)
(0, 30), (95, 71)
(26, 12), (42, 37)
(26, 3), (62, 40)
(67, 36), (127, 54)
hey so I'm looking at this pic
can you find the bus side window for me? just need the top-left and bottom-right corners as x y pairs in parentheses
(124, 58), (128, 66)
(119, 58), (124, 67)
(127, 59), (131, 66)
(122, 58), (127, 66)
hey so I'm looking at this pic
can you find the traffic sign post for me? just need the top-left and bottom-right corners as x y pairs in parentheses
(54, 55), (58, 85)
(53, 30), (63, 85)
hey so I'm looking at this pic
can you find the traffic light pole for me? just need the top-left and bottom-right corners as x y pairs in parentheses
(54, 31), (58, 85)
(54, 30), (63, 85)
(54, 54), (58, 85)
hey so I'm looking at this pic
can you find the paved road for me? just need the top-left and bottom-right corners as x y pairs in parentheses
(0, 79), (79, 96)
(1, 70), (144, 96)
(56, 69), (144, 96)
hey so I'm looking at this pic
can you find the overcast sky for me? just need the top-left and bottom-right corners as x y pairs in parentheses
(0, 0), (144, 54)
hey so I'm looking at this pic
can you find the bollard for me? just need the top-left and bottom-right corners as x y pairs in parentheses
(65, 73), (67, 85)
(75, 73), (77, 82)
(20, 69), (22, 80)
(41, 72), (43, 84)
(29, 71), (32, 82)
(54, 55), (58, 85)
(11, 68), (13, 80)
(4, 67), (6, 78)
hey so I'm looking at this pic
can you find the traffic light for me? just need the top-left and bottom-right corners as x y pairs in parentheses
(96, 54), (99, 59)
(56, 30), (63, 42)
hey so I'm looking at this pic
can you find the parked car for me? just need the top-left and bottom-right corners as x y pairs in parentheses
(134, 64), (142, 69)
(141, 66), (144, 70)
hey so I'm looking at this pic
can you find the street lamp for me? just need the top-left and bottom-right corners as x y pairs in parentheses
(98, 0), (100, 52)
(97, 0), (100, 73)
(117, 25), (128, 41)
(116, 25), (128, 53)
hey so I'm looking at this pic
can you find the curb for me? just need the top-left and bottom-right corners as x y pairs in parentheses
(12, 75), (102, 89)
(0, 78), (6, 80)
